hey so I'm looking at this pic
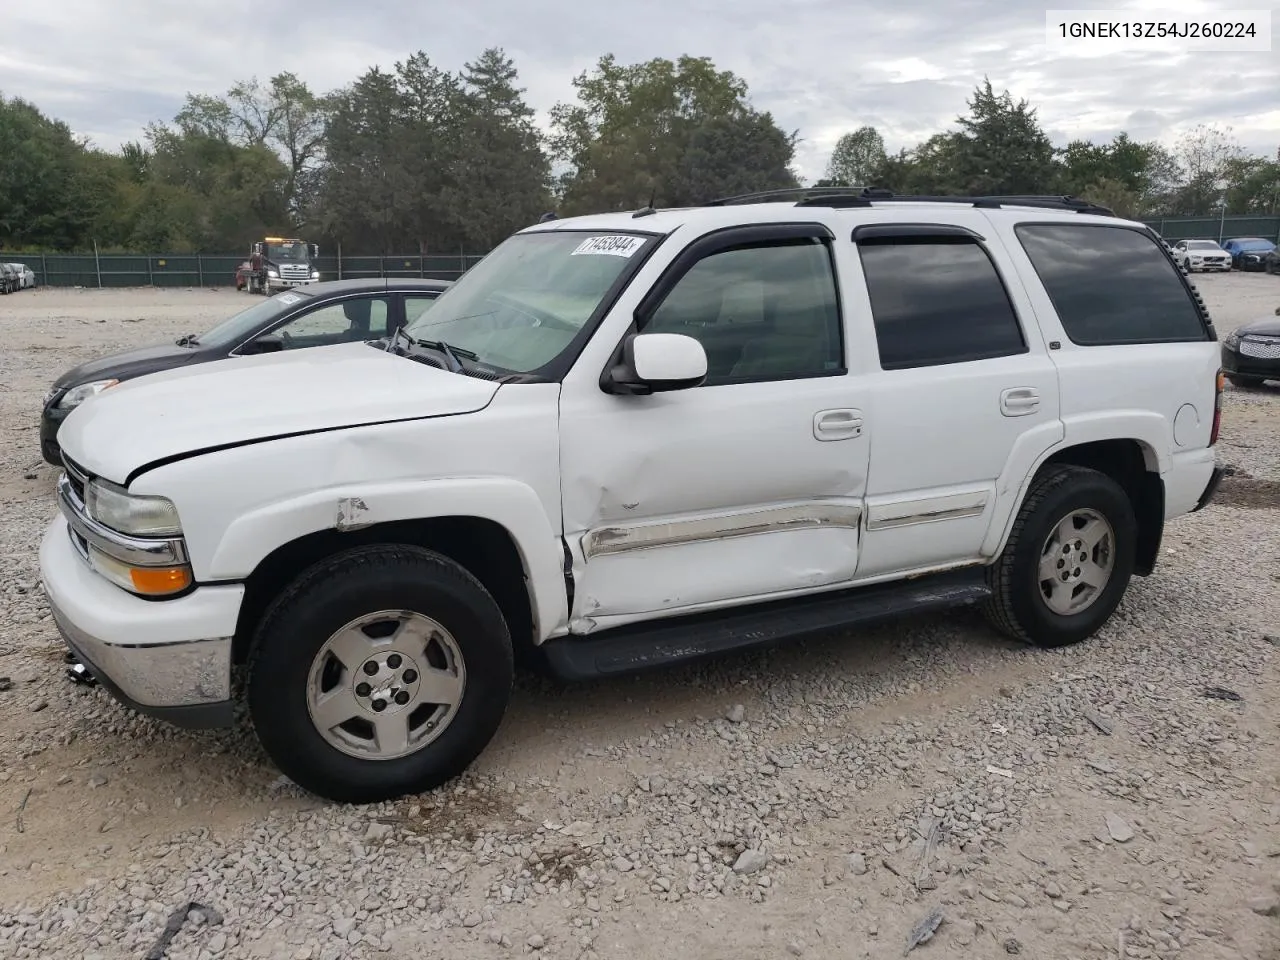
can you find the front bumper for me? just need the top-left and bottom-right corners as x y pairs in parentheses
(267, 277), (317, 289)
(39, 404), (68, 465)
(1222, 343), (1280, 380)
(39, 516), (244, 728)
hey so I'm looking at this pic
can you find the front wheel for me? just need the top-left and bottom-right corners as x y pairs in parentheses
(248, 544), (515, 803)
(983, 465), (1136, 648)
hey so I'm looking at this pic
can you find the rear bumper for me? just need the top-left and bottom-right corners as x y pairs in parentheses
(39, 516), (243, 728)
(1193, 465), (1225, 513)
(1162, 447), (1218, 520)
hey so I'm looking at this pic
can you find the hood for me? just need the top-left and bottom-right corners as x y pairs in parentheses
(1236, 315), (1280, 338)
(51, 341), (199, 393)
(58, 341), (501, 484)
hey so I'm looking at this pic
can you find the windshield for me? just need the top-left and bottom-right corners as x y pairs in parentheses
(268, 242), (309, 262)
(1187, 241), (1222, 250)
(402, 230), (653, 374)
(196, 290), (311, 348)
(1232, 238), (1274, 251)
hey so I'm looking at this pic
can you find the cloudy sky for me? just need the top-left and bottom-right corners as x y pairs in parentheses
(2, 0), (1276, 181)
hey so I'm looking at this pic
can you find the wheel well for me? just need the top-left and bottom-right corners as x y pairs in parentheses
(231, 517), (535, 664)
(1038, 439), (1164, 576)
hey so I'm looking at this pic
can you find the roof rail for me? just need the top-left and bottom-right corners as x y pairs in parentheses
(706, 187), (1116, 216)
(792, 190), (1116, 216)
(705, 185), (873, 206)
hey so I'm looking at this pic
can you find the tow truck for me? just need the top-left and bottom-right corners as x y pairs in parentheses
(242, 237), (321, 294)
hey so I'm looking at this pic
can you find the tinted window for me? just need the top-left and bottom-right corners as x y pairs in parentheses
(857, 238), (1027, 370)
(641, 239), (844, 384)
(1016, 224), (1208, 345)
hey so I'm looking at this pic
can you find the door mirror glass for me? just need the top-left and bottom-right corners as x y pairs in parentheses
(606, 333), (707, 395)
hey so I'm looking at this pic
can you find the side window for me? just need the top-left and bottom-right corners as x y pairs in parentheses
(1015, 224), (1208, 345)
(270, 297), (391, 348)
(403, 295), (440, 325)
(640, 239), (844, 385)
(857, 237), (1027, 370)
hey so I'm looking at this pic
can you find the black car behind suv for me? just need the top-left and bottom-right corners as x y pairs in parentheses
(1222, 308), (1280, 388)
(41, 277), (452, 464)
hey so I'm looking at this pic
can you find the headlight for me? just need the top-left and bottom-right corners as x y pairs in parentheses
(268, 269), (279, 278)
(85, 479), (183, 537)
(311, 270), (320, 280)
(1224, 331), (1240, 349)
(56, 378), (119, 409)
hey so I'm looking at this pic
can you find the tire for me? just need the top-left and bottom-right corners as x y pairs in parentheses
(248, 544), (515, 803)
(983, 464), (1136, 649)
(1227, 374), (1265, 388)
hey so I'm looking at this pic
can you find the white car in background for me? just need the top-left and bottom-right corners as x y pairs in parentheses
(1170, 239), (1232, 273)
(3, 263), (36, 289)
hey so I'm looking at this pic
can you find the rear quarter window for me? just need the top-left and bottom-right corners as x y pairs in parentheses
(1015, 223), (1209, 345)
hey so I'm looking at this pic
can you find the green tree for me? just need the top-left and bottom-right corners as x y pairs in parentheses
(949, 79), (1057, 194)
(550, 54), (794, 213)
(443, 48), (551, 249)
(823, 126), (887, 187)
(174, 72), (328, 218)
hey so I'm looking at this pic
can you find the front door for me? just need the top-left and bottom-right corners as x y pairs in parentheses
(558, 224), (873, 630)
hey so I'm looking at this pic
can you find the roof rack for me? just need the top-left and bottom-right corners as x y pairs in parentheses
(705, 186), (872, 206)
(706, 186), (1115, 217)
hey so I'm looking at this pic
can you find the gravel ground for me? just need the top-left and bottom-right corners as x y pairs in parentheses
(1, 278), (1278, 960)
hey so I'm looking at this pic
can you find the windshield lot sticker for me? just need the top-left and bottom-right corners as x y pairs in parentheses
(571, 235), (644, 258)
(275, 293), (303, 305)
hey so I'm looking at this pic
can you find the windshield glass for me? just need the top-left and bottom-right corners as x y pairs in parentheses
(268, 242), (309, 262)
(1233, 238), (1273, 251)
(197, 290), (311, 348)
(402, 231), (652, 373)
(1187, 241), (1221, 250)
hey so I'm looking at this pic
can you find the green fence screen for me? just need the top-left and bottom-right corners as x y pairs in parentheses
(4, 216), (1278, 287)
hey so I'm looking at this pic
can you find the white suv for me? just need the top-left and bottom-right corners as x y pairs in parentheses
(39, 191), (1225, 803)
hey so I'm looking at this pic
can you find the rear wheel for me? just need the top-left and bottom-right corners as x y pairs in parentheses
(248, 544), (514, 803)
(984, 465), (1136, 648)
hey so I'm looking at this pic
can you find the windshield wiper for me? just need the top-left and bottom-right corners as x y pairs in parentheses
(176, 333), (200, 347)
(414, 338), (477, 373)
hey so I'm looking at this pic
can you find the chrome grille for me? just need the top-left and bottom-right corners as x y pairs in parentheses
(62, 454), (88, 502)
(1240, 337), (1280, 359)
(279, 264), (310, 280)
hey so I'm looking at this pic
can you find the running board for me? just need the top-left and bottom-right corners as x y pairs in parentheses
(540, 567), (991, 681)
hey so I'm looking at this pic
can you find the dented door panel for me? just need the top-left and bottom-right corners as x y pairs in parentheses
(558, 376), (872, 626)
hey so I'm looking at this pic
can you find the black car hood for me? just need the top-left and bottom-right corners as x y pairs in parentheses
(51, 342), (206, 392)
(1236, 315), (1280, 337)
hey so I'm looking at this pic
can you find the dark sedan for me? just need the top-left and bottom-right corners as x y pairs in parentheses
(1221, 309), (1280, 388)
(1221, 237), (1277, 272)
(1265, 248), (1280, 275)
(40, 277), (452, 465)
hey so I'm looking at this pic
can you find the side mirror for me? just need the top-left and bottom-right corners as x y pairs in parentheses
(309, 244), (319, 259)
(604, 333), (707, 395)
(242, 335), (284, 355)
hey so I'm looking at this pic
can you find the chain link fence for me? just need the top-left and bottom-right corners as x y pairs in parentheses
(0, 253), (489, 289)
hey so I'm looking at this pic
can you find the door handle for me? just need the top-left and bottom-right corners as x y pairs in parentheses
(814, 408), (863, 440)
(1000, 387), (1040, 417)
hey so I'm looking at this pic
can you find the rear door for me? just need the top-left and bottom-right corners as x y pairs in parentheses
(1000, 220), (1219, 517)
(844, 219), (1063, 578)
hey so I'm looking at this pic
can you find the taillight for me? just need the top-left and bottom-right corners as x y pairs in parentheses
(1209, 369), (1224, 446)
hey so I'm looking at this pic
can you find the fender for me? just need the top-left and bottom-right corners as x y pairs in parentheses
(981, 411), (1167, 558)
(208, 477), (568, 641)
